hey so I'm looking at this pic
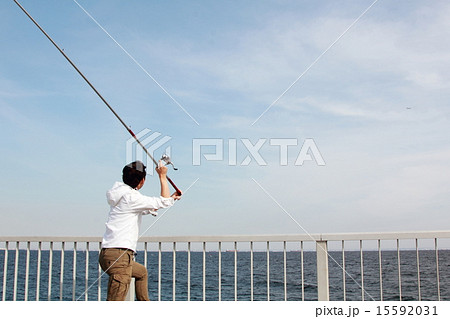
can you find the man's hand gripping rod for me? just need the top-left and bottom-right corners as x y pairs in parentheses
(13, 0), (182, 196)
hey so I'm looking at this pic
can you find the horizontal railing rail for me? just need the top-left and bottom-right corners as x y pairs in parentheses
(3, 230), (450, 243)
(1, 231), (449, 301)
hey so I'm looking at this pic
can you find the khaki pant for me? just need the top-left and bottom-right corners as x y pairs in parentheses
(99, 248), (150, 301)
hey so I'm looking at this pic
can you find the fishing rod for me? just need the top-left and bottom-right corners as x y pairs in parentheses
(13, 0), (182, 195)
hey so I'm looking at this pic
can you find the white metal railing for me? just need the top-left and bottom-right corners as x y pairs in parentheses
(1, 231), (450, 301)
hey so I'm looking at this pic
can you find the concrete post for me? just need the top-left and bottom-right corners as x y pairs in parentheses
(125, 278), (135, 301)
(316, 240), (329, 301)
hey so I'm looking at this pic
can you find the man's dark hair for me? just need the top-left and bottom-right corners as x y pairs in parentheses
(122, 161), (147, 188)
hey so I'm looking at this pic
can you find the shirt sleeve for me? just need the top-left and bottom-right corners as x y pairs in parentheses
(125, 192), (175, 214)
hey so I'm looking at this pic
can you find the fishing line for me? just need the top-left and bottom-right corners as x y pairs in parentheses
(72, 0), (200, 126)
(13, 0), (181, 195)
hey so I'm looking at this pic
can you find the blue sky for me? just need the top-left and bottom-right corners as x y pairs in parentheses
(1, 0), (450, 238)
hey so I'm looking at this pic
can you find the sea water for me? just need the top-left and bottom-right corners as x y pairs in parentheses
(0, 250), (449, 301)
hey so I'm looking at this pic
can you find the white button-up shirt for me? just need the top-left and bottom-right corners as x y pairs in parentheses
(101, 181), (175, 252)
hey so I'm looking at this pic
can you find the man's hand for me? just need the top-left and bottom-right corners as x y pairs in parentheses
(156, 161), (170, 198)
(171, 191), (182, 201)
(155, 165), (168, 176)
(156, 161), (181, 200)
(155, 161), (168, 177)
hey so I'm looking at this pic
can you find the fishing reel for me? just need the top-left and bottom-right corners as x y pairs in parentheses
(161, 154), (178, 170)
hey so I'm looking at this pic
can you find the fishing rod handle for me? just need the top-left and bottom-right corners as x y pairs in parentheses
(167, 176), (182, 196)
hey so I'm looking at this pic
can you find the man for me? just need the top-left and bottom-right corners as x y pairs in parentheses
(99, 160), (181, 301)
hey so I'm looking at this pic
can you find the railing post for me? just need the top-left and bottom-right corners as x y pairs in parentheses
(316, 240), (329, 301)
(126, 278), (135, 301)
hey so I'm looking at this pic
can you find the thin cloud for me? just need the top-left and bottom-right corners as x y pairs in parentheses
(140, 1), (450, 124)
